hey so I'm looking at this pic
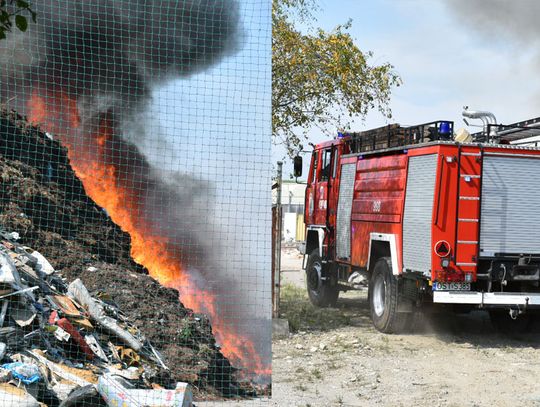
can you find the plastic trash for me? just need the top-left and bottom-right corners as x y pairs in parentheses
(85, 334), (109, 361)
(59, 385), (102, 407)
(0, 383), (40, 407)
(7, 232), (20, 241)
(0, 342), (7, 361)
(1, 362), (41, 384)
(98, 373), (193, 407)
(30, 250), (55, 275)
(0, 250), (22, 287)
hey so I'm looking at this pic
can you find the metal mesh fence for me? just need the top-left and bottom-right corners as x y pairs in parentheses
(0, 0), (271, 405)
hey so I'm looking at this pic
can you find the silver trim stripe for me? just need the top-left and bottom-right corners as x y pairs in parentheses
(434, 291), (540, 306)
(461, 152), (481, 156)
(456, 262), (477, 266)
(460, 174), (481, 178)
(459, 218), (479, 222)
(457, 241), (478, 244)
(460, 196), (480, 200)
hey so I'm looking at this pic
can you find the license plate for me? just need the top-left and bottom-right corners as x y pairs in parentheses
(433, 282), (471, 291)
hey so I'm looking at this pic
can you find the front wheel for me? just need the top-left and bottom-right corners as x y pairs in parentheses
(305, 249), (339, 307)
(368, 257), (411, 333)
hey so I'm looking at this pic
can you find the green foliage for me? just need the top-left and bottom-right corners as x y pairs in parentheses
(0, 0), (36, 40)
(272, 0), (402, 157)
(180, 319), (195, 341)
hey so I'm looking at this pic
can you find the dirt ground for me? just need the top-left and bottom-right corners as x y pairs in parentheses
(269, 247), (540, 407)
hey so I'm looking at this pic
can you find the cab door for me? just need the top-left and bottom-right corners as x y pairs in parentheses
(305, 150), (318, 226)
(326, 146), (340, 230)
(312, 147), (333, 226)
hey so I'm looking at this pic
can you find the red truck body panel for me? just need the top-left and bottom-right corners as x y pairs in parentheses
(306, 138), (540, 283)
(350, 155), (406, 272)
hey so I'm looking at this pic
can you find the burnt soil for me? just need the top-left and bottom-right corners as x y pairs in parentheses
(0, 107), (256, 400)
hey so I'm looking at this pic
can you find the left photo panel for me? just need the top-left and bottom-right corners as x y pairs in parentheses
(0, 0), (271, 405)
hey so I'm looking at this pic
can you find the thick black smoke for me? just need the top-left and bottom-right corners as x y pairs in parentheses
(1, 0), (239, 108)
(0, 0), (270, 375)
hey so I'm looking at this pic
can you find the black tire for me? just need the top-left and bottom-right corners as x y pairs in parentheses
(368, 257), (411, 333)
(305, 249), (339, 307)
(489, 310), (532, 334)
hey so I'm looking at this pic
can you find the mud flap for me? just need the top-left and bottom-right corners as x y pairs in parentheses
(397, 278), (416, 312)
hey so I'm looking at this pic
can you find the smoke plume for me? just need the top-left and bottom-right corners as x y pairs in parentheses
(0, 0), (270, 376)
(444, 1), (540, 47)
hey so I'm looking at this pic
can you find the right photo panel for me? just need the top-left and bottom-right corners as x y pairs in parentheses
(272, 1), (540, 406)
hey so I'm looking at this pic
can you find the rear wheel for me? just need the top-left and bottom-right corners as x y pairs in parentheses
(305, 249), (339, 307)
(369, 257), (411, 333)
(489, 310), (532, 334)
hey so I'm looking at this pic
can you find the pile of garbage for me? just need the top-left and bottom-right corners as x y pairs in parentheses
(0, 231), (193, 406)
(0, 107), (262, 399)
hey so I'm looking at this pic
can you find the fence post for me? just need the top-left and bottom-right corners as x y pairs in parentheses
(272, 161), (283, 318)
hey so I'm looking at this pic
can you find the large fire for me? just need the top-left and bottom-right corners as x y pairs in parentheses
(27, 91), (269, 379)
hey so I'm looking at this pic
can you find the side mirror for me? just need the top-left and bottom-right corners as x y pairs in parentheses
(293, 156), (303, 178)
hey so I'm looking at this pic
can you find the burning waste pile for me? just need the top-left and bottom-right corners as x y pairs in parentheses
(0, 107), (266, 403)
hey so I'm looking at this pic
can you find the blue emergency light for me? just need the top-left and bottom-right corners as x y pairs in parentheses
(439, 121), (451, 135)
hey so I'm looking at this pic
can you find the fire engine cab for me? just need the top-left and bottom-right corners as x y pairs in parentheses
(297, 109), (540, 333)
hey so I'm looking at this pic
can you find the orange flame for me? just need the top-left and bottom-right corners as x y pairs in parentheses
(27, 90), (270, 379)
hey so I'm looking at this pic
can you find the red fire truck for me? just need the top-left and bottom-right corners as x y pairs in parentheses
(296, 110), (540, 333)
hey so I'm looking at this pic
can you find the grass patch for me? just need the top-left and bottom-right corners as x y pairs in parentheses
(280, 284), (351, 332)
(310, 368), (323, 380)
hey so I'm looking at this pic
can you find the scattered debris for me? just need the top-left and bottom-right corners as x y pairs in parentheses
(0, 381), (40, 407)
(1, 362), (40, 384)
(0, 234), (193, 406)
(98, 373), (192, 407)
(67, 279), (143, 352)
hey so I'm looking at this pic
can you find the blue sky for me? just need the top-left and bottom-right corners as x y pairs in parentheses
(274, 0), (540, 176)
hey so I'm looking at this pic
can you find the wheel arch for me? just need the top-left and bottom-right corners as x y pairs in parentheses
(306, 226), (325, 258)
(368, 233), (399, 275)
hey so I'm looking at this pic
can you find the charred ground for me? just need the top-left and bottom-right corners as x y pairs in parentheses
(0, 107), (257, 399)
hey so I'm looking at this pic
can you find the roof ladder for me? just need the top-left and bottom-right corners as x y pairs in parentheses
(454, 148), (483, 275)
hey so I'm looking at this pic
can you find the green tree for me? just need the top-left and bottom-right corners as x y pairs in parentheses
(0, 0), (36, 40)
(273, 0), (401, 157)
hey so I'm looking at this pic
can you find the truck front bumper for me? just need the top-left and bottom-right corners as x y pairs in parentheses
(433, 291), (540, 307)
